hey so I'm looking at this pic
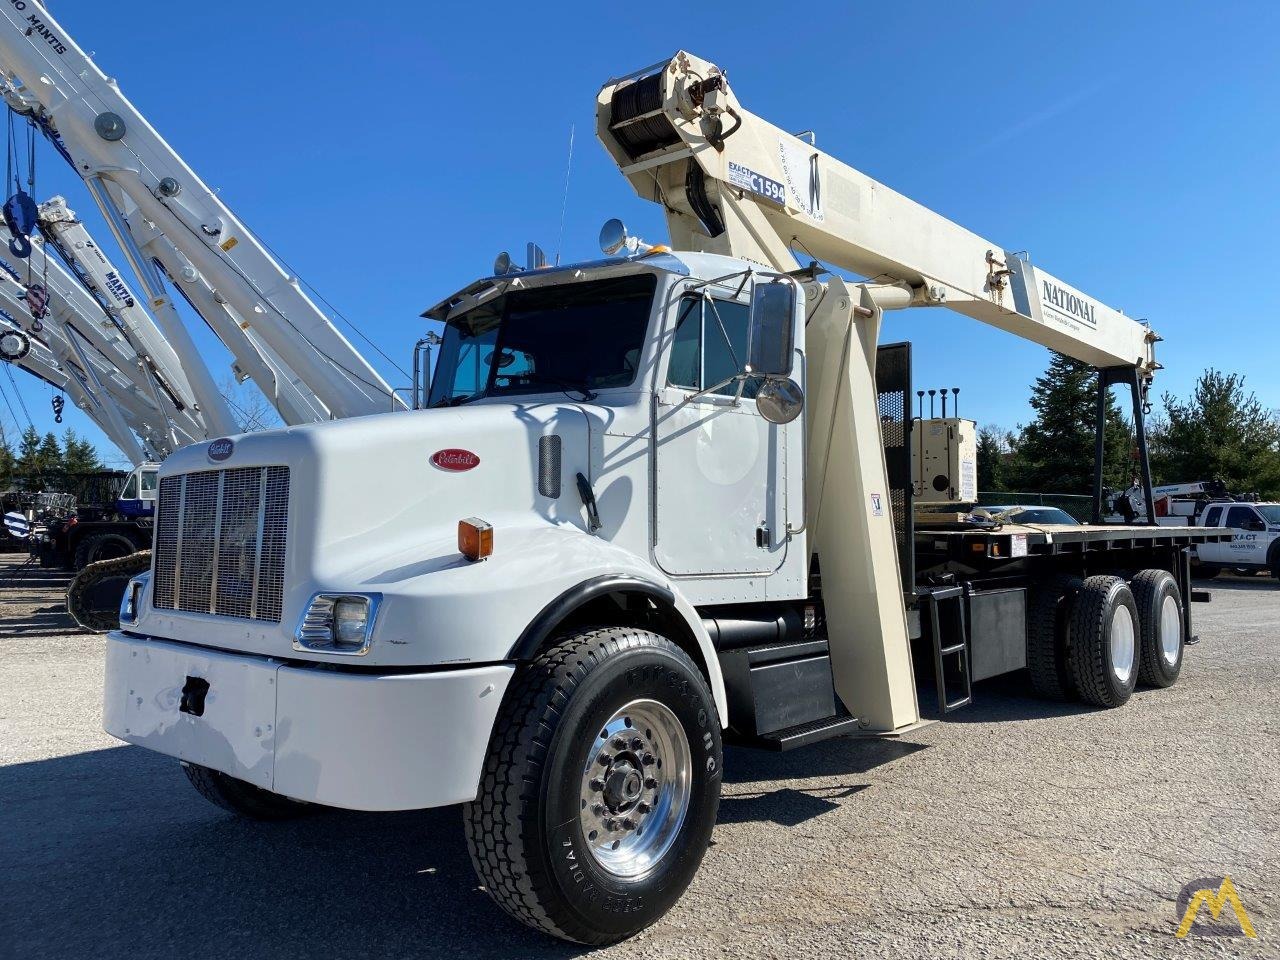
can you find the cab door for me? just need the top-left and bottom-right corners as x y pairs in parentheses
(1197, 505), (1226, 564)
(652, 292), (790, 577)
(1221, 504), (1268, 567)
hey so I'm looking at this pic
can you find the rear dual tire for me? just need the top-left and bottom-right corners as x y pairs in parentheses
(1026, 574), (1081, 701)
(1068, 576), (1141, 708)
(1131, 569), (1184, 688)
(1029, 569), (1185, 708)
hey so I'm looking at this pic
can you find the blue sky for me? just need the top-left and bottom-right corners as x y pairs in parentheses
(4, 1), (1278, 466)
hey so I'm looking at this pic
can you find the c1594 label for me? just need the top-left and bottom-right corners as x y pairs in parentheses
(728, 161), (785, 205)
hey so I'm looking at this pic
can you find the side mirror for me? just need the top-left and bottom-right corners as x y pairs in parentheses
(1247, 519), (1267, 532)
(747, 280), (796, 378)
(599, 218), (628, 256)
(756, 377), (804, 425)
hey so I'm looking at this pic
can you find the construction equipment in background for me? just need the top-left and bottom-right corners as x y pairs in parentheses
(0, 222), (183, 461)
(36, 195), (239, 439)
(0, 12), (1235, 945)
(0, 19), (406, 424)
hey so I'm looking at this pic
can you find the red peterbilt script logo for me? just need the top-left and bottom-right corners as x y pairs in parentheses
(431, 448), (480, 472)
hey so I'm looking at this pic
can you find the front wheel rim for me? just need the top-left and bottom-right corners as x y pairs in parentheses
(578, 698), (692, 880)
(1111, 605), (1136, 683)
(1159, 594), (1181, 666)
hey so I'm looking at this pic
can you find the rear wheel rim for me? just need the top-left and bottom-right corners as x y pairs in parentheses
(1110, 605), (1136, 684)
(578, 698), (692, 880)
(1159, 594), (1181, 666)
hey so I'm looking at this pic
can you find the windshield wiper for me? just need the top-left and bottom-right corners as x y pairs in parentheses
(432, 389), (486, 408)
(514, 373), (598, 401)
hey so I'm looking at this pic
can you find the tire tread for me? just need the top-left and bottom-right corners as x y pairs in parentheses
(182, 762), (310, 820)
(1131, 568), (1182, 688)
(1026, 574), (1081, 700)
(463, 626), (706, 945)
(1068, 575), (1135, 708)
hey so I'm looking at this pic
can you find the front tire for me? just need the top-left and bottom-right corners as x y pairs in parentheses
(182, 763), (311, 820)
(1130, 569), (1184, 688)
(1068, 576), (1141, 708)
(465, 627), (722, 945)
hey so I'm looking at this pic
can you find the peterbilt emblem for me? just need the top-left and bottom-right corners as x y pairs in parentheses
(431, 448), (480, 472)
(208, 438), (235, 462)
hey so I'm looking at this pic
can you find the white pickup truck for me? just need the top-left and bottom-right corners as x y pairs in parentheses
(1193, 501), (1280, 580)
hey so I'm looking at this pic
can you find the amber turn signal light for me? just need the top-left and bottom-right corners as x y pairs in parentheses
(458, 517), (493, 562)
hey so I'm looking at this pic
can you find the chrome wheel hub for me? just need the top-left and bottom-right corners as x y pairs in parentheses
(1111, 605), (1136, 684)
(579, 698), (692, 879)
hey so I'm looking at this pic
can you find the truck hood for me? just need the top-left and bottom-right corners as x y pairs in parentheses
(136, 402), (595, 656)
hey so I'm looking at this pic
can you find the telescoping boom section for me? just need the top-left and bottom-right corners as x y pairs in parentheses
(0, 1), (406, 423)
(597, 52), (1157, 376)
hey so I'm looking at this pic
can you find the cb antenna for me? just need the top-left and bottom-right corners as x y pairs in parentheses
(916, 390), (924, 420)
(951, 387), (960, 419)
(555, 124), (575, 266)
(928, 389), (936, 418)
(940, 386), (948, 419)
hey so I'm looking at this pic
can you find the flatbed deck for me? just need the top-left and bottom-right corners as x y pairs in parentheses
(914, 522), (1232, 562)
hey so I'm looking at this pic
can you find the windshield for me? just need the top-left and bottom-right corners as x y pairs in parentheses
(987, 506), (1079, 525)
(427, 274), (656, 407)
(1257, 505), (1280, 526)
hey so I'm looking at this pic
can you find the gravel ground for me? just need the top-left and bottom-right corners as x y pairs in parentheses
(1, 555), (1275, 959)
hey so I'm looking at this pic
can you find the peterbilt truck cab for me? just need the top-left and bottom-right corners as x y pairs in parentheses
(107, 247), (808, 943)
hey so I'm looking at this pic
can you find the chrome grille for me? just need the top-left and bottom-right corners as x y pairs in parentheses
(152, 466), (290, 622)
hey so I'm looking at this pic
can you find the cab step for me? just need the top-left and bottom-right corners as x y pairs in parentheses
(754, 715), (862, 751)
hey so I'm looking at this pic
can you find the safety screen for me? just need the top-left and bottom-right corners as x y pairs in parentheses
(876, 342), (914, 593)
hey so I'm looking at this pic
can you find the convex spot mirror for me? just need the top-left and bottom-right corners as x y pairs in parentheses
(756, 377), (804, 424)
(747, 280), (796, 378)
(600, 218), (628, 256)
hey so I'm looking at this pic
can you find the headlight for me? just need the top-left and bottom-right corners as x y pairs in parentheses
(294, 593), (381, 656)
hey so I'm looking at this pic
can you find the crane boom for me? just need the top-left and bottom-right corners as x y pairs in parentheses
(0, 1), (406, 421)
(0, 223), (195, 452)
(0, 292), (154, 463)
(597, 53), (1157, 375)
(37, 196), (239, 439)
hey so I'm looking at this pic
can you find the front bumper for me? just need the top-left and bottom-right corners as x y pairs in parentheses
(104, 632), (514, 811)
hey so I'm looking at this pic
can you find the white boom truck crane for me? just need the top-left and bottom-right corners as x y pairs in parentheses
(36, 195), (238, 441)
(0, 237), (168, 463)
(0, 301), (155, 457)
(0, 10), (1232, 942)
(0, 7), (406, 426)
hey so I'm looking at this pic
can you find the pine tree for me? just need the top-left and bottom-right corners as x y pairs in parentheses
(60, 428), (102, 474)
(15, 425), (41, 478)
(0, 423), (14, 488)
(1011, 352), (1133, 494)
(1149, 369), (1280, 497)
(35, 432), (62, 474)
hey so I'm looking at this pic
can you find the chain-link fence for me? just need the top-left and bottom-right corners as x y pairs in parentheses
(977, 491), (1093, 522)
